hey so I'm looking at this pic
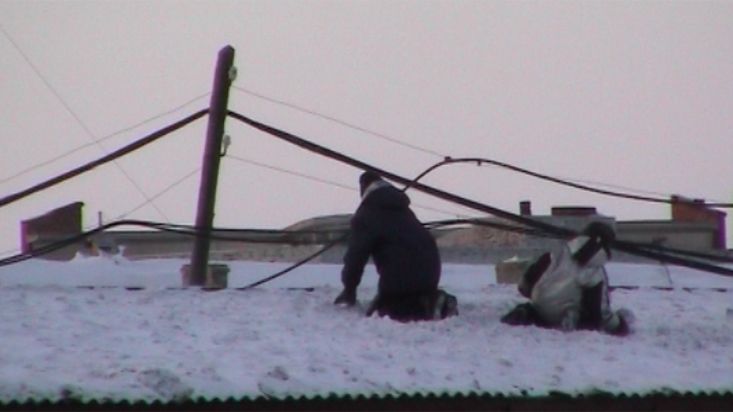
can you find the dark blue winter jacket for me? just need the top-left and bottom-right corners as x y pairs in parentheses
(341, 182), (441, 296)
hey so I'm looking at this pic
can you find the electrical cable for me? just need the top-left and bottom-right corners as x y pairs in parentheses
(0, 218), (354, 270)
(4, 27), (729, 279)
(612, 238), (733, 264)
(0, 109), (209, 209)
(402, 157), (733, 208)
(235, 235), (349, 290)
(0, 24), (172, 220)
(141, 223), (350, 245)
(1, 141), (99, 186)
(0, 217), (539, 286)
(225, 153), (463, 218)
(560, 177), (683, 200)
(232, 87), (726, 207)
(404, 158), (733, 261)
(0, 24), (94, 140)
(0, 219), (157, 267)
(232, 86), (446, 158)
(561, 175), (731, 206)
(0, 93), (211, 187)
(226, 154), (356, 191)
(3, 214), (730, 296)
(2, 106), (730, 285)
(4, 215), (730, 292)
(99, 92), (211, 141)
(227, 110), (576, 236)
(10, 111), (716, 283)
(425, 218), (733, 263)
(113, 168), (201, 221)
(226, 110), (733, 277)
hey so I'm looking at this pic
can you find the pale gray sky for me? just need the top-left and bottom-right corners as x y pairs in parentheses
(1, 0), (732, 255)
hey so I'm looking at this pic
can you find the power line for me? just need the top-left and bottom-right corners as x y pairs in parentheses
(227, 110), (575, 236)
(226, 154), (356, 191)
(113, 168), (202, 221)
(2, 214), (731, 278)
(0, 94), (210, 186)
(547, 175), (731, 207)
(0, 141), (99, 186)
(225, 153), (468, 218)
(559, 176), (677, 199)
(402, 157), (733, 208)
(232, 86), (447, 158)
(99, 92), (211, 139)
(0, 109), (209, 209)
(3, 107), (729, 280)
(226, 110), (733, 276)
(232, 87), (732, 207)
(0, 24), (171, 220)
(236, 235), (347, 290)
(0, 24), (97, 140)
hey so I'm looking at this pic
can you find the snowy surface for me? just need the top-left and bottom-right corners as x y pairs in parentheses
(1, 255), (732, 403)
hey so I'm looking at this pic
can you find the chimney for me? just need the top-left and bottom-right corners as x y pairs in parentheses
(519, 201), (532, 216)
(670, 194), (727, 250)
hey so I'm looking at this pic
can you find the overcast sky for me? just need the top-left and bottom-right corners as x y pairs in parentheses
(1, 0), (732, 255)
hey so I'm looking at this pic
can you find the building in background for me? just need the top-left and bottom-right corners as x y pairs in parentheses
(19, 202), (84, 261)
(17, 197), (730, 264)
(615, 196), (727, 254)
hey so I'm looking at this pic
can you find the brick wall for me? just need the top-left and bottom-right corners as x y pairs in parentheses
(671, 196), (727, 249)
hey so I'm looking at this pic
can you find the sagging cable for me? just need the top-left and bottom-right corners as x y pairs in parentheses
(226, 110), (733, 277)
(402, 157), (733, 208)
(0, 109), (209, 209)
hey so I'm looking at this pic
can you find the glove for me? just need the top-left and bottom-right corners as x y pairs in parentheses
(610, 308), (634, 336)
(560, 309), (579, 332)
(334, 288), (357, 306)
(501, 303), (534, 326)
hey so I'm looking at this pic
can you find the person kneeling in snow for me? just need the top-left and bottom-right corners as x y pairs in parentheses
(501, 222), (632, 336)
(334, 171), (458, 322)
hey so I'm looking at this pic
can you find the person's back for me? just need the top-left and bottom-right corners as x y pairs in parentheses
(502, 222), (631, 335)
(334, 171), (455, 322)
(342, 178), (440, 297)
(527, 243), (607, 327)
(353, 182), (440, 295)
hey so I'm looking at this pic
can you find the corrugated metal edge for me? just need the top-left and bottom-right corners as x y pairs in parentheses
(1, 388), (732, 409)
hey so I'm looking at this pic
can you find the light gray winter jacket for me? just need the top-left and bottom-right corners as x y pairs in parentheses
(520, 236), (622, 332)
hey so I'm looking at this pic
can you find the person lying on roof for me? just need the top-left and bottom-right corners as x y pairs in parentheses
(501, 221), (632, 336)
(334, 171), (458, 322)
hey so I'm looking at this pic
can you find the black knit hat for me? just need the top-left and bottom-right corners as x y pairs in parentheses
(359, 171), (382, 196)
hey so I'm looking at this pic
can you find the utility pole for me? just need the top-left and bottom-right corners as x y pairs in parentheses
(187, 45), (236, 286)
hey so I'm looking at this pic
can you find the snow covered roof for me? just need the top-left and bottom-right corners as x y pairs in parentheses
(1, 256), (732, 409)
